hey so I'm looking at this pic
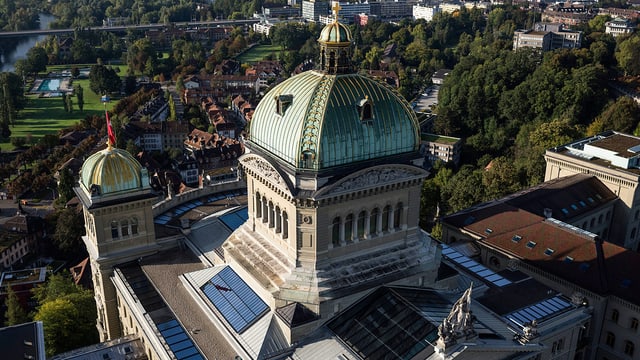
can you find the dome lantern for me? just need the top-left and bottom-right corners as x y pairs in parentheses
(318, 3), (353, 74)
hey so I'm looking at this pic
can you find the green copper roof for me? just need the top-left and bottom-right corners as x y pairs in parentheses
(249, 71), (420, 170)
(319, 21), (352, 43)
(80, 147), (145, 195)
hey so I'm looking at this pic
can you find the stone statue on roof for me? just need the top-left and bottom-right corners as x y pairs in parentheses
(435, 284), (477, 355)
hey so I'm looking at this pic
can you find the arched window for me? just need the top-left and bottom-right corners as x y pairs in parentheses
(332, 217), (341, 246)
(131, 217), (138, 235)
(357, 211), (366, 239)
(590, 218), (595, 228)
(275, 206), (282, 233)
(345, 214), (353, 241)
(612, 309), (620, 323)
(382, 206), (391, 232)
(606, 332), (615, 347)
(121, 219), (129, 237)
(262, 197), (268, 223)
(370, 208), (379, 235)
(625, 340), (635, 356)
(394, 202), (403, 229)
(111, 221), (119, 239)
(268, 201), (275, 228)
(256, 192), (262, 218)
(631, 228), (637, 240)
(599, 214), (604, 224)
(631, 317), (639, 331)
(282, 212), (289, 239)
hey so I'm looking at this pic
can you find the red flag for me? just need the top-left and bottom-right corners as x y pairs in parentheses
(214, 284), (230, 292)
(105, 110), (116, 146)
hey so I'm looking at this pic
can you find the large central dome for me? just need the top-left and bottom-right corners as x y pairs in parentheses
(248, 14), (419, 171)
(249, 71), (420, 170)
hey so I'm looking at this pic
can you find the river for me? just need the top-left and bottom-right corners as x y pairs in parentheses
(0, 13), (56, 72)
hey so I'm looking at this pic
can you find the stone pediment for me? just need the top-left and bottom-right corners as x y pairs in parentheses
(240, 154), (292, 195)
(317, 165), (427, 197)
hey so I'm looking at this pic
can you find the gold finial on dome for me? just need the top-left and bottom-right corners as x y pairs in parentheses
(332, 2), (341, 23)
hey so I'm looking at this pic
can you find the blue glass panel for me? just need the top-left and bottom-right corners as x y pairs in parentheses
(157, 320), (179, 331)
(494, 279), (511, 287)
(161, 325), (184, 338)
(165, 332), (189, 345)
(201, 267), (269, 333)
(170, 339), (194, 352)
(175, 346), (199, 359)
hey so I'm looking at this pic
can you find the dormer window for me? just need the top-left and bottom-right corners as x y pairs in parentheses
(357, 96), (373, 122)
(275, 94), (293, 116)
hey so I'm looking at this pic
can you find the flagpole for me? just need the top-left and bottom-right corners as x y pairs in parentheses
(101, 94), (115, 149)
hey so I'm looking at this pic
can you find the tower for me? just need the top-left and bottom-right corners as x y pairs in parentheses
(223, 9), (440, 343)
(75, 143), (157, 341)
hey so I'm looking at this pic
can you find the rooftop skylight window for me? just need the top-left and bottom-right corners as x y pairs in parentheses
(357, 96), (373, 122)
(588, 197), (595, 203)
(571, 204), (578, 210)
(595, 194), (603, 200)
(579, 201), (587, 207)
(526, 241), (537, 249)
(275, 94), (293, 116)
(580, 263), (590, 272)
(485, 228), (493, 234)
(544, 248), (555, 256)
(564, 256), (574, 263)
(562, 208), (569, 215)
(512, 235), (522, 243)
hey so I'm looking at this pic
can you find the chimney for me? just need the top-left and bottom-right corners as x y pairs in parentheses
(594, 236), (609, 293)
(543, 208), (553, 218)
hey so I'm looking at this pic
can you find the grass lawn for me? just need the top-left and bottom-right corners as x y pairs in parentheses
(236, 44), (284, 64)
(0, 64), (122, 151)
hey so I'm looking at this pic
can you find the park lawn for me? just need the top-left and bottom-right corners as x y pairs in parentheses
(236, 44), (283, 64)
(0, 64), (124, 150)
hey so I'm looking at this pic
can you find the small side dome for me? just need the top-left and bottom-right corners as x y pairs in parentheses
(318, 22), (352, 44)
(80, 147), (146, 196)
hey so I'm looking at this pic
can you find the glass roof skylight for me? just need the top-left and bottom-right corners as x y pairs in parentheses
(506, 296), (572, 327)
(441, 245), (511, 287)
(156, 319), (204, 360)
(201, 266), (269, 333)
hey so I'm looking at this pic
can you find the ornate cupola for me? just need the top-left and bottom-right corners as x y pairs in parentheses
(318, 3), (353, 74)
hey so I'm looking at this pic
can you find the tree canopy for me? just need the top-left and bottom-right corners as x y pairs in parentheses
(32, 272), (99, 357)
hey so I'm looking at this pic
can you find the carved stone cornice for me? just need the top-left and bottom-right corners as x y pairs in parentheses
(240, 154), (292, 196)
(317, 165), (427, 198)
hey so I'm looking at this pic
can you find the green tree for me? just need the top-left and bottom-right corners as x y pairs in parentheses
(0, 72), (27, 138)
(57, 168), (75, 204)
(33, 284), (98, 357)
(89, 65), (121, 95)
(26, 46), (48, 75)
(616, 34), (640, 76)
(4, 286), (30, 326)
(588, 96), (640, 135)
(76, 84), (84, 112)
(51, 208), (85, 253)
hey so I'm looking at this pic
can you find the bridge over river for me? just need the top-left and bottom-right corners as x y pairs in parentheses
(0, 19), (259, 38)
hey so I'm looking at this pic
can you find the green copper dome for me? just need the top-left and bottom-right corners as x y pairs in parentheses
(80, 147), (146, 196)
(249, 71), (420, 170)
(319, 21), (351, 44)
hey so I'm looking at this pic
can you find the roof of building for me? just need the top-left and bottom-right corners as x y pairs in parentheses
(548, 131), (640, 175)
(248, 71), (419, 171)
(0, 321), (45, 360)
(79, 147), (146, 196)
(443, 174), (640, 305)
